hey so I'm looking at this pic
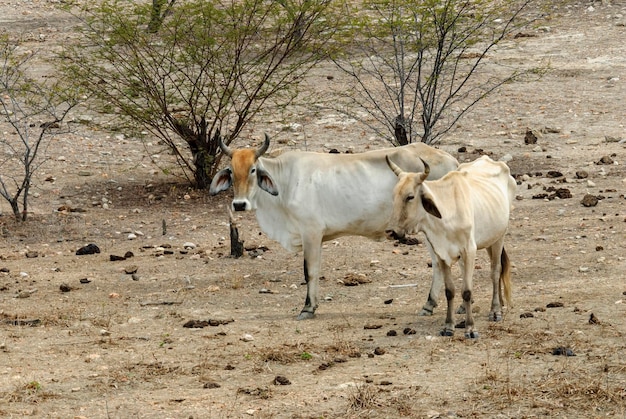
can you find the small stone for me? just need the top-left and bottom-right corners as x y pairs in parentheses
(524, 129), (538, 144)
(384, 299), (393, 305)
(581, 194), (599, 207)
(25, 251), (39, 258)
(386, 330), (397, 336)
(79, 278), (91, 284)
(100, 329), (110, 336)
(575, 170), (588, 179)
(273, 375), (291, 385)
(76, 243), (100, 255)
(241, 334), (254, 342)
(59, 283), (72, 292)
(183, 242), (196, 249)
(203, 382), (221, 389)
(373, 347), (386, 356)
(546, 302), (564, 308)
(520, 312), (534, 318)
(124, 266), (138, 274)
(127, 233), (137, 240)
(552, 347), (575, 356)
(589, 313), (601, 324)
(403, 328), (416, 335)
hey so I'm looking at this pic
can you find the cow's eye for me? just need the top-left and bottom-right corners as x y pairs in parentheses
(250, 167), (256, 175)
(406, 195), (414, 202)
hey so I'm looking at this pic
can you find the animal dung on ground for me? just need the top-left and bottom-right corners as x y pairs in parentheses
(552, 347), (576, 356)
(75, 243), (100, 255)
(546, 302), (564, 308)
(581, 194), (599, 207)
(520, 312), (534, 318)
(273, 376), (291, 386)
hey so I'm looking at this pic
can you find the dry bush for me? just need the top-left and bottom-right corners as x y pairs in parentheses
(347, 383), (380, 412)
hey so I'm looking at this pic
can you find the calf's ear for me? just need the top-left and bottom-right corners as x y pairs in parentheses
(420, 193), (442, 219)
(209, 168), (232, 195)
(257, 167), (278, 196)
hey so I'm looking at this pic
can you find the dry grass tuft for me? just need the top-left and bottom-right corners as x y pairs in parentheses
(2, 381), (57, 404)
(347, 384), (380, 412)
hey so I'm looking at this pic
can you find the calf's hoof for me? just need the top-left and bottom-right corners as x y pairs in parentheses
(439, 328), (454, 337)
(297, 311), (315, 321)
(489, 312), (502, 322)
(465, 331), (480, 339)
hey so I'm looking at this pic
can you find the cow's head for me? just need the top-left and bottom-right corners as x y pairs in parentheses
(209, 133), (278, 211)
(385, 156), (442, 240)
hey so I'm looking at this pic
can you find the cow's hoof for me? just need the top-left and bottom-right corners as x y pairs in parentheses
(418, 308), (434, 316)
(489, 312), (502, 322)
(465, 331), (479, 339)
(297, 311), (315, 321)
(440, 329), (454, 337)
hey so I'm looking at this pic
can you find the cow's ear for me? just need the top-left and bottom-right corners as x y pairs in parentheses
(421, 193), (442, 219)
(209, 168), (232, 195)
(257, 167), (278, 196)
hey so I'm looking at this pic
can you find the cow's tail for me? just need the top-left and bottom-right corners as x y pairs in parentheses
(500, 247), (512, 308)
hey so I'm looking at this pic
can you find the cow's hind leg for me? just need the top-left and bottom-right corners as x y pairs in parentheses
(487, 239), (505, 322)
(297, 237), (323, 320)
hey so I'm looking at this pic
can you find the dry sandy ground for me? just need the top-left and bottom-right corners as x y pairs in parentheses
(1, 1), (625, 418)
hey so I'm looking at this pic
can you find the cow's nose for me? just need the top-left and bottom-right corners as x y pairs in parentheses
(233, 202), (246, 212)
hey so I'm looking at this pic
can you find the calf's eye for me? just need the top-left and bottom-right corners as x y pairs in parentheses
(406, 195), (414, 202)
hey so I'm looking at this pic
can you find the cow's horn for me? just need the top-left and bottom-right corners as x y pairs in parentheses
(420, 158), (430, 180)
(219, 135), (233, 158)
(255, 133), (270, 158)
(386, 155), (403, 176)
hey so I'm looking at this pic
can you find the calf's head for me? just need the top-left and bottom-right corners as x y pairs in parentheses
(385, 156), (442, 240)
(209, 133), (278, 211)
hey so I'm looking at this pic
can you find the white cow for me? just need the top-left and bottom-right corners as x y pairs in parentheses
(386, 155), (516, 338)
(209, 134), (459, 320)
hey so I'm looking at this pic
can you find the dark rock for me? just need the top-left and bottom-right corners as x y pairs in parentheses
(124, 251), (134, 258)
(76, 243), (100, 255)
(553, 188), (572, 199)
(403, 327), (416, 335)
(575, 170), (588, 179)
(520, 312), (534, 318)
(581, 194), (599, 207)
(79, 278), (91, 284)
(386, 330), (397, 336)
(596, 155), (614, 165)
(589, 313), (601, 325)
(124, 266), (138, 274)
(458, 146), (467, 153)
(552, 347), (575, 356)
(524, 129), (538, 144)
(1, 267), (10, 273)
(546, 171), (563, 178)
(547, 302), (564, 308)
(373, 347), (386, 356)
(110, 255), (126, 261)
(60, 283), (72, 292)
(203, 382), (221, 389)
(384, 299), (393, 305)
(273, 375), (291, 385)
(25, 251), (39, 258)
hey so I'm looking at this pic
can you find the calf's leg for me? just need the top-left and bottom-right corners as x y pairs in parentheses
(297, 235), (323, 320)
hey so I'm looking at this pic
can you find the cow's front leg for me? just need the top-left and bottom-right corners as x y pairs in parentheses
(460, 247), (478, 339)
(419, 240), (442, 316)
(487, 241), (505, 322)
(439, 263), (455, 337)
(297, 238), (322, 320)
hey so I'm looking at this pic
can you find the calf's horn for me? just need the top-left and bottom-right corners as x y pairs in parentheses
(420, 158), (430, 179)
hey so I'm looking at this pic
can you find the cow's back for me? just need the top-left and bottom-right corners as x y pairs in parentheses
(250, 143), (458, 251)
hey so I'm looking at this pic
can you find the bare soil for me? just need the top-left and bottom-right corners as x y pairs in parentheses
(1, 1), (625, 418)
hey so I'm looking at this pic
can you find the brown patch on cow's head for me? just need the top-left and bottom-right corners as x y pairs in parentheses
(209, 134), (276, 211)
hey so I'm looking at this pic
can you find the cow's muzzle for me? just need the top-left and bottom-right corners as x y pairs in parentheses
(233, 202), (247, 212)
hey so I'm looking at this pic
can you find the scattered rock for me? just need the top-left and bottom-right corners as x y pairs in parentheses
(384, 299), (393, 305)
(342, 273), (371, 286)
(534, 307), (546, 312)
(575, 170), (588, 179)
(520, 312), (534, 318)
(386, 330), (397, 336)
(364, 324), (382, 330)
(76, 243), (100, 255)
(259, 288), (275, 294)
(109, 255), (126, 261)
(596, 155), (614, 165)
(0, 267), (9, 273)
(588, 313), (601, 325)
(183, 318), (235, 328)
(59, 283), (73, 293)
(524, 129), (538, 144)
(552, 347), (575, 357)
(373, 347), (386, 356)
(124, 265), (138, 275)
(124, 251), (134, 259)
(273, 376), (291, 385)
(547, 302), (564, 308)
(3, 318), (41, 327)
(241, 334), (254, 342)
(403, 327), (416, 335)
(79, 278), (91, 284)
(25, 251), (39, 258)
(581, 194), (599, 207)
(203, 382), (221, 389)
(546, 171), (563, 178)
